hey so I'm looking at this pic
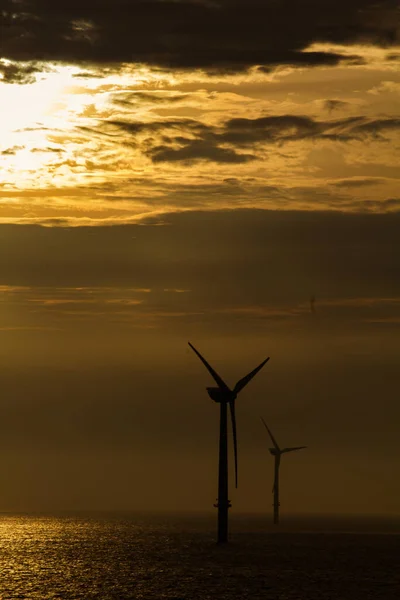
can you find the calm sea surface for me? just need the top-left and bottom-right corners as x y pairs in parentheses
(0, 513), (399, 599)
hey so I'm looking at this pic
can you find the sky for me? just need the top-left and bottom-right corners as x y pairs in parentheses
(0, 0), (399, 516)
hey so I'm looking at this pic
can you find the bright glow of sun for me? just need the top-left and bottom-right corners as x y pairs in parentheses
(0, 63), (83, 187)
(0, 62), (82, 133)
(0, 60), (177, 190)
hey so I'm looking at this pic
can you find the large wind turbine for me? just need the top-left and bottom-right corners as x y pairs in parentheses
(260, 417), (306, 525)
(189, 342), (269, 543)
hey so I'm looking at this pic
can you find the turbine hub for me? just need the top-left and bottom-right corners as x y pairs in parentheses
(206, 387), (230, 403)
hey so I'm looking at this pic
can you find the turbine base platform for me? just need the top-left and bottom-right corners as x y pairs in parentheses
(213, 499), (232, 509)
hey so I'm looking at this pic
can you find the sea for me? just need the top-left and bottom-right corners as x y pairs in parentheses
(0, 512), (399, 599)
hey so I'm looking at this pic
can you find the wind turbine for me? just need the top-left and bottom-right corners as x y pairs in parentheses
(189, 342), (269, 543)
(260, 417), (306, 525)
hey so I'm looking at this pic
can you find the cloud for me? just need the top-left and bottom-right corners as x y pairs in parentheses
(0, 284), (150, 328)
(1, 57), (398, 221)
(30, 147), (64, 154)
(1, 209), (400, 300)
(100, 117), (256, 163)
(332, 178), (386, 188)
(114, 91), (192, 107)
(359, 198), (400, 211)
(351, 117), (400, 138)
(221, 115), (400, 145)
(323, 100), (351, 113)
(221, 115), (324, 144)
(1, 1), (398, 73)
(0, 59), (49, 84)
(1, 145), (25, 155)
(1, 171), (398, 226)
(99, 113), (400, 166)
(149, 139), (255, 163)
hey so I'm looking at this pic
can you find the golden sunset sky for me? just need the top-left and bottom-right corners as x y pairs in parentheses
(0, 1), (399, 515)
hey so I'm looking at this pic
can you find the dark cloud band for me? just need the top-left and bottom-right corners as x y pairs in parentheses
(1, 1), (398, 73)
(93, 114), (400, 164)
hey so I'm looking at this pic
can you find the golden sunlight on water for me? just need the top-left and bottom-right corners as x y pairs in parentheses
(0, 514), (399, 599)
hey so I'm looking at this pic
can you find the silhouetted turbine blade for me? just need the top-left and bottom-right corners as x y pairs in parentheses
(229, 399), (238, 488)
(282, 446), (307, 453)
(188, 342), (230, 392)
(260, 416), (280, 451)
(233, 357), (270, 394)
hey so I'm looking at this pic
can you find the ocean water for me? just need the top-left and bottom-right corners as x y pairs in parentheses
(0, 513), (399, 599)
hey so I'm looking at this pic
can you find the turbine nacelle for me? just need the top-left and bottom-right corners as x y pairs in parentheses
(206, 387), (235, 403)
(261, 418), (307, 457)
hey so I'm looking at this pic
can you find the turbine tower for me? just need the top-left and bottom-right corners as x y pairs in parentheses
(260, 417), (306, 525)
(189, 342), (269, 543)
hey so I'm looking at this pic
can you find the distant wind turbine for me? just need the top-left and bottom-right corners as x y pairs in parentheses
(260, 417), (307, 525)
(189, 342), (269, 543)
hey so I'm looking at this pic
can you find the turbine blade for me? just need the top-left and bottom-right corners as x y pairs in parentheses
(260, 416), (280, 451)
(229, 400), (238, 488)
(233, 357), (270, 394)
(282, 446), (307, 453)
(188, 342), (230, 392)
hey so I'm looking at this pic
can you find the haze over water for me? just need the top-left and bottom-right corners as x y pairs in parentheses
(1, 512), (399, 599)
